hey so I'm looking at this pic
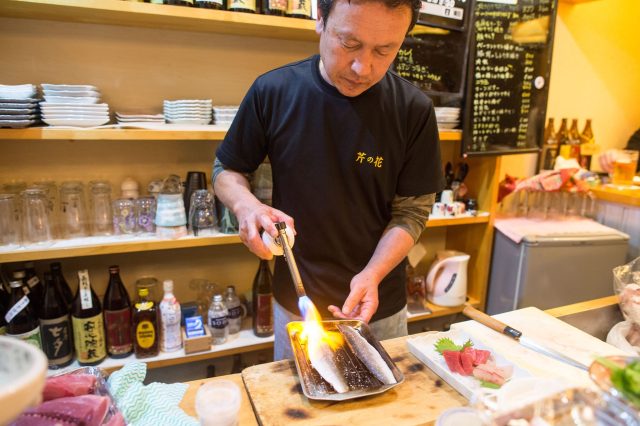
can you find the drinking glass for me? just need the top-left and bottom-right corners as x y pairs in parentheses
(189, 190), (216, 236)
(21, 188), (52, 245)
(184, 171), (207, 216)
(135, 197), (156, 234)
(0, 193), (21, 247)
(59, 181), (88, 239)
(31, 181), (58, 238)
(112, 198), (136, 235)
(2, 181), (27, 195)
(89, 180), (113, 236)
(611, 149), (639, 186)
(195, 380), (241, 426)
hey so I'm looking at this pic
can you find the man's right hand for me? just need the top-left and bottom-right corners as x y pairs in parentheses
(236, 201), (295, 259)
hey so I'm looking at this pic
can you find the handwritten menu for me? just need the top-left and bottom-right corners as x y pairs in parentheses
(462, 0), (558, 155)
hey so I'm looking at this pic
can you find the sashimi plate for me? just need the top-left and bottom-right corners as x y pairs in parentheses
(407, 329), (531, 400)
(287, 320), (404, 401)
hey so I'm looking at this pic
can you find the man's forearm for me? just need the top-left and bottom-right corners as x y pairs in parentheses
(362, 226), (415, 283)
(213, 169), (260, 218)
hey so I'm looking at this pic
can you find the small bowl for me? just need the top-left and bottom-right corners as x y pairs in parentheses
(589, 355), (640, 414)
(0, 337), (48, 425)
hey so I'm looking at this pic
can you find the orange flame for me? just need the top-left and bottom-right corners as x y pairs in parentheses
(293, 296), (343, 352)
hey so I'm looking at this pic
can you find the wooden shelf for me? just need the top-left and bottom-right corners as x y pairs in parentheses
(408, 296), (480, 323)
(426, 212), (490, 228)
(0, 127), (462, 142)
(0, 232), (242, 263)
(0, 0), (318, 41)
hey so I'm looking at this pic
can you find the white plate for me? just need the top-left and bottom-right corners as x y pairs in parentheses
(166, 118), (211, 125)
(0, 120), (36, 128)
(43, 113), (109, 120)
(41, 84), (98, 92)
(0, 108), (37, 115)
(0, 115), (37, 120)
(406, 329), (531, 400)
(437, 122), (460, 129)
(43, 117), (110, 127)
(164, 99), (211, 104)
(43, 96), (100, 104)
(43, 89), (100, 97)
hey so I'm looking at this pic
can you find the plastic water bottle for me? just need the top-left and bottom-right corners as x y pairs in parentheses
(224, 285), (242, 337)
(208, 294), (228, 345)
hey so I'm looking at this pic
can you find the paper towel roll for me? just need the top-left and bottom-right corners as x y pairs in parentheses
(262, 228), (295, 256)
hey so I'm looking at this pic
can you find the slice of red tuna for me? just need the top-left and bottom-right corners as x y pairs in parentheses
(42, 374), (97, 401)
(13, 395), (109, 426)
(442, 350), (464, 375)
(473, 349), (491, 366)
(459, 350), (475, 375)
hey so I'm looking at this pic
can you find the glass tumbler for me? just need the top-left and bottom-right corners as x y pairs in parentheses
(189, 189), (216, 236)
(135, 196), (156, 234)
(0, 193), (21, 247)
(21, 188), (53, 245)
(112, 198), (136, 235)
(89, 180), (113, 236)
(31, 181), (58, 238)
(59, 181), (88, 239)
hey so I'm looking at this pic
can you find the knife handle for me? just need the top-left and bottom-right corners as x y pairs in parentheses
(462, 305), (522, 340)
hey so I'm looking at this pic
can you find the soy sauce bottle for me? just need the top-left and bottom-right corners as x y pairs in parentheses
(51, 262), (74, 309)
(6, 280), (42, 349)
(133, 288), (159, 358)
(40, 272), (73, 369)
(71, 270), (106, 366)
(103, 265), (133, 358)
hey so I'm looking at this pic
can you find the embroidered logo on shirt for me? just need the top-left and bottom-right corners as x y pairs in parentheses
(356, 152), (383, 168)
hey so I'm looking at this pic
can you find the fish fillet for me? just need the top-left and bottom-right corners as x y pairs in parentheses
(338, 324), (396, 385)
(308, 339), (350, 393)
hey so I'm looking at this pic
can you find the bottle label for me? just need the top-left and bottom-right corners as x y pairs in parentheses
(230, 0), (256, 10)
(22, 286), (30, 296)
(135, 301), (154, 311)
(5, 295), (29, 324)
(136, 320), (156, 349)
(104, 308), (133, 355)
(27, 276), (40, 288)
(255, 294), (273, 333)
(78, 270), (93, 310)
(209, 315), (228, 330)
(161, 306), (182, 351)
(199, 0), (223, 4)
(72, 313), (106, 364)
(228, 305), (243, 320)
(8, 326), (42, 349)
(580, 143), (599, 156)
(268, 0), (287, 11)
(40, 316), (73, 365)
(287, 0), (310, 16)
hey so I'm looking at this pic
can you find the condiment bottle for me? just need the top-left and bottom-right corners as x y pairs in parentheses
(159, 279), (182, 352)
(39, 272), (74, 369)
(133, 287), (159, 358)
(208, 294), (229, 345)
(103, 265), (133, 358)
(6, 280), (42, 349)
(252, 260), (274, 337)
(71, 270), (106, 366)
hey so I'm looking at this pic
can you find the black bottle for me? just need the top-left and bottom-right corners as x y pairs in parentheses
(40, 272), (74, 369)
(252, 260), (274, 337)
(71, 270), (106, 366)
(24, 261), (44, 307)
(103, 265), (133, 358)
(195, 0), (224, 9)
(262, 0), (286, 16)
(6, 280), (42, 348)
(51, 262), (74, 309)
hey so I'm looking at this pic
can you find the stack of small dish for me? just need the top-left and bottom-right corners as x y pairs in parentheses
(435, 107), (460, 130)
(212, 105), (239, 126)
(115, 112), (164, 124)
(164, 99), (212, 125)
(0, 84), (39, 128)
(40, 84), (110, 127)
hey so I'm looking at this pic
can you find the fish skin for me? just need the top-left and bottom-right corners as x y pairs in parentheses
(338, 324), (396, 385)
(308, 339), (350, 394)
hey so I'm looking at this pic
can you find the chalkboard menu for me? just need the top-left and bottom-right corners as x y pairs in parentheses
(462, 0), (558, 155)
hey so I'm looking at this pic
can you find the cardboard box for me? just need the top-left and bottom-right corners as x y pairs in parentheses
(181, 326), (212, 354)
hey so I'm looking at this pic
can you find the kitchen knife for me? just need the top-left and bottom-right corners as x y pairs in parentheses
(462, 305), (588, 371)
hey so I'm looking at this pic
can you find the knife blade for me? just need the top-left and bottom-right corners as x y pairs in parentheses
(462, 305), (588, 371)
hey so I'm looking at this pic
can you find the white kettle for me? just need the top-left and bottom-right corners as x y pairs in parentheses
(426, 250), (470, 307)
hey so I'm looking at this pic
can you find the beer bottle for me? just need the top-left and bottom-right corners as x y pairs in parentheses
(580, 119), (597, 170)
(228, 0), (257, 13)
(24, 262), (44, 308)
(287, 0), (312, 19)
(133, 287), (159, 358)
(51, 262), (74, 309)
(6, 280), (42, 349)
(103, 265), (133, 358)
(568, 119), (582, 161)
(40, 272), (74, 369)
(262, 0), (286, 16)
(71, 270), (106, 366)
(252, 260), (274, 337)
(539, 118), (558, 171)
(556, 118), (571, 160)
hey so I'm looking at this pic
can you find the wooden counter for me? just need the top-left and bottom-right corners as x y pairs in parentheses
(592, 185), (640, 207)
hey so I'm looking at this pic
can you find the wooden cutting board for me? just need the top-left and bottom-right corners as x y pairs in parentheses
(241, 334), (466, 426)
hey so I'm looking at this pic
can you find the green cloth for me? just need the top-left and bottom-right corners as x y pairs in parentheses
(107, 362), (198, 426)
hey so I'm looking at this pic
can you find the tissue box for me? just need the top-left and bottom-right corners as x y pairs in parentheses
(181, 326), (212, 354)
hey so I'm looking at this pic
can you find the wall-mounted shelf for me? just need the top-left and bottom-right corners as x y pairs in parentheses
(0, 0), (318, 41)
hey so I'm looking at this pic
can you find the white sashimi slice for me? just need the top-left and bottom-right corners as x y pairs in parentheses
(338, 324), (396, 385)
(308, 339), (349, 393)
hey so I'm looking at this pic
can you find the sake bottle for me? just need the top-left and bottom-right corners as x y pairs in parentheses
(71, 270), (106, 366)
(40, 272), (74, 369)
(24, 261), (44, 307)
(556, 118), (571, 160)
(51, 262), (74, 309)
(103, 265), (133, 358)
(6, 280), (42, 349)
(252, 260), (273, 337)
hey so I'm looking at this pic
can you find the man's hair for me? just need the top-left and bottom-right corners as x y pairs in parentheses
(318, 0), (422, 34)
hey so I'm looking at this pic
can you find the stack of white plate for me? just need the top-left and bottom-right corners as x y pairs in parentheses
(0, 84), (39, 128)
(115, 112), (164, 123)
(164, 100), (212, 125)
(213, 105), (239, 126)
(435, 107), (461, 130)
(40, 84), (110, 127)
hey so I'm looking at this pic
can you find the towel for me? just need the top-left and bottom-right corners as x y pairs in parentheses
(107, 362), (198, 426)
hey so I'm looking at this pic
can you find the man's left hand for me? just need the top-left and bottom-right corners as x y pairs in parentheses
(328, 270), (380, 323)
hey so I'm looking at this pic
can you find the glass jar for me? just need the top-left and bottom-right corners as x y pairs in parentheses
(112, 198), (136, 235)
(188, 189), (216, 236)
(135, 196), (156, 234)
(89, 180), (113, 236)
(21, 188), (53, 245)
(59, 181), (87, 239)
(0, 193), (21, 247)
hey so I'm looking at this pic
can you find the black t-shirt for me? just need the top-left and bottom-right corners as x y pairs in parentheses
(216, 55), (445, 321)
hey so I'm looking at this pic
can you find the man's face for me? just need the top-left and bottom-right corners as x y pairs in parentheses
(316, 0), (411, 97)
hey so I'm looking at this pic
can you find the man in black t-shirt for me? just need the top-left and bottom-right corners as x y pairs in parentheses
(214, 0), (445, 359)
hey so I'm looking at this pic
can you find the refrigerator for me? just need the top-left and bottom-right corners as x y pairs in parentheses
(487, 225), (629, 315)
